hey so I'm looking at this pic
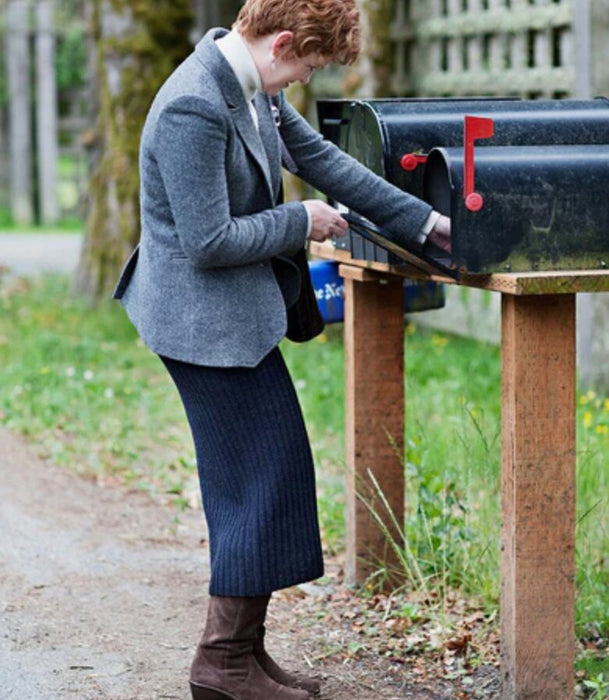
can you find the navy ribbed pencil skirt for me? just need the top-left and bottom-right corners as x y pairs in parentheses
(160, 347), (324, 596)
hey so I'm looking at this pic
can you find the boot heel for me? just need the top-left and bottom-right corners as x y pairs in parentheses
(190, 681), (236, 700)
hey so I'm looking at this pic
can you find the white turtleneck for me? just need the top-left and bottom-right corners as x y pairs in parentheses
(216, 30), (262, 129)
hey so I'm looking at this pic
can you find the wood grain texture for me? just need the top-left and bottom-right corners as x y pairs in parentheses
(500, 294), (576, 700)
(462, 269), (609, 296)
(343, 274), (406, 586)
(311, 241), (609, 295)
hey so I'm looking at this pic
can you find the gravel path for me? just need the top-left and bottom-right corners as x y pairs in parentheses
(0, 429), (471, 700)
(0, 233), (82, 276)
(0, 428), (208, 699)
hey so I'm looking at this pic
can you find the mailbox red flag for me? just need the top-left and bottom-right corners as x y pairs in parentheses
(464, 115), (495, 211)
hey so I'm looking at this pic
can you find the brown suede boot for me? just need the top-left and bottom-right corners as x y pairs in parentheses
(254, 624), (321, 696)
(189, 596), (310, 700)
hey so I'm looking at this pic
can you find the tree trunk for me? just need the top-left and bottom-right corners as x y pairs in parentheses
(74, 0), (193, 302)
(36, 0), (59, 225)
(192, 0), (244, 41)
(6, 0), (34, 226)
(355, 0), (394, 98)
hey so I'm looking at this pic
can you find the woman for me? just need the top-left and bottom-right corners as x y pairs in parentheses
(114, 1), (450, 698)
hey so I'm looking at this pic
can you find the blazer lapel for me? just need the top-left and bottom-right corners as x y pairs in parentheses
(196, 30), (275, 204)
(230, 102), (275, 202)
(255, 93), (282, 204)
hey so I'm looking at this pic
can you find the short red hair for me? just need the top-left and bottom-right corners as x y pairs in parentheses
(235, 0), (360, 65)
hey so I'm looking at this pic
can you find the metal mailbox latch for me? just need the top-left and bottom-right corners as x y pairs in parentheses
(400, 152), (428, 171)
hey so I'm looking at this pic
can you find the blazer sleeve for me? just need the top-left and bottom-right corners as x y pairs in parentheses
(275, 92), (433, 246)
(151, 94), (308, 270)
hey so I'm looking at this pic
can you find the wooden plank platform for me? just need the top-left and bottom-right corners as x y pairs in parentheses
(310, 240), (609, 295)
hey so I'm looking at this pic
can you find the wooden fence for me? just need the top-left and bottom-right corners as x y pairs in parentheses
(0, 0), (89, 225)
(0, 0), (243, 227)
(387, 0), (609, 389)
(390, 0), (593, 98)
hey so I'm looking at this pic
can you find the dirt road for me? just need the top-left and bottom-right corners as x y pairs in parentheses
(0, 233), (82, 277)
(0, 429), (470, 700)
(0, 428), (208, 700)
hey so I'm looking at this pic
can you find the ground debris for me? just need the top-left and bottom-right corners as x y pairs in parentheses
(274, 568), (501, 699)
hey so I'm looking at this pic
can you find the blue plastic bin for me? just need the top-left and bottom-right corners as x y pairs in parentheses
(309, 260), (345, 323)
(309, 260), (445, 324)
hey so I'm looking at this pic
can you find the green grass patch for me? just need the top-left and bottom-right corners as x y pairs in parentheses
(0, 224), (83, 235)
(0, 207), (14, 228)
(0, 152), (85, 230)
(0, 209), (83, 233)
(577, 651), (609, 698)
(0, 273), (607, 668)
(0, 274), (191, 502)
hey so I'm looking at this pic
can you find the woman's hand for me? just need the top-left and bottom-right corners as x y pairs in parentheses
(302, 200), (348, 242)
(427, 214), (451, 253)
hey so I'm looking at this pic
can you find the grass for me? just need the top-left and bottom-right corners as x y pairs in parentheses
(0, 272), (606, 678)
(0, 274), (193, 501)
(0, 222), (83, 234)
(0, 205), (83, 233)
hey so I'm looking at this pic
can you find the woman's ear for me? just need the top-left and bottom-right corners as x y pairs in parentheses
(271, 30), (295, 58)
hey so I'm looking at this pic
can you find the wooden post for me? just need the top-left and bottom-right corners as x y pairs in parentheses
(500, 294), (576, 700)
(6, 0), (34, 226)
(343, 268), (405, 586)
(36, 0), (59, 225)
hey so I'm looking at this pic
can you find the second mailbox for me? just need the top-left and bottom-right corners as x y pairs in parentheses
(318, 97), (609, 273)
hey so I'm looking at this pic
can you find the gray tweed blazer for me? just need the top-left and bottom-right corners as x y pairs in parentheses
(113, 28), (432, 367)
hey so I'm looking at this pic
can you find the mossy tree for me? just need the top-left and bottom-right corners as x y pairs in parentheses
(355, 0), (394, 97)
(75, 0), (194, 302)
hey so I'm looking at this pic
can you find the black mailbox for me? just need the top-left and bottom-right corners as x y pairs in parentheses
(424, 143), (609, 272)
(317, 97), (609, 273)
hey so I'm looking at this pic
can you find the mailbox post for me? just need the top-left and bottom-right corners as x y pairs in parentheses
(500, 292), (576, 699)
(311, 239), (609, 700)
(342, 267), (405, 586)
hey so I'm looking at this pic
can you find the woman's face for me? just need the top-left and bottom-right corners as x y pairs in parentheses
(263, 52), (329, 95)
(259, 31), (330, 95)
